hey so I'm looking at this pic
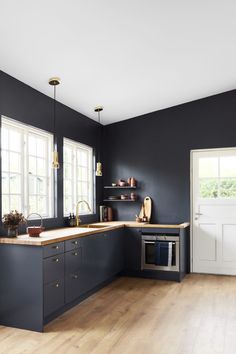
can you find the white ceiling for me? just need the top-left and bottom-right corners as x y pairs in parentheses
(1, 0), (236, 125)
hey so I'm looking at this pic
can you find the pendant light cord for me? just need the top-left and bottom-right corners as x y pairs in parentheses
(53, 85), (56, 135)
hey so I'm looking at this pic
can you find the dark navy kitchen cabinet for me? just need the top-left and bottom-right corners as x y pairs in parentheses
(124, 228), (142, 271)
(108, 228), (124, 276)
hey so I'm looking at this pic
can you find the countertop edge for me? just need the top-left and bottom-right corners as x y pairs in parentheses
(0, 221), (190, 246)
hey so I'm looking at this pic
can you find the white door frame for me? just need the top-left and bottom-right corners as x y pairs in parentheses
(190, 147), (236, 273)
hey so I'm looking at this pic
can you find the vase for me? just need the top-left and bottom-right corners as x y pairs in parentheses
(7, 227), (19, 238)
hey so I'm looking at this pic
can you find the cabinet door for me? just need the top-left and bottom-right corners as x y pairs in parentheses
(44, 279), (64, 317)
(83, 233), (106, 289)
(108, 229), (124, 276)
(124, 228), (142, 271)
(65, 246), (85, 303)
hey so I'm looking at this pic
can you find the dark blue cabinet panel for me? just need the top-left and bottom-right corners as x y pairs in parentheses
(43, 242), (64, 258)
(43, 254), (65, 285)
(124, 228), (142, 271)
(107, 228), (124, 277)
(65, 237), (83, 252)
(44, 279), (65, 317)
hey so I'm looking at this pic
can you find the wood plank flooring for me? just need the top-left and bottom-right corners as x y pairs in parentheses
(1, 274), (236, 354)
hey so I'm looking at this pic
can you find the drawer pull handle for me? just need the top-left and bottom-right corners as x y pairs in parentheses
(73, 241), (78, 245)
(73, 252), (78, 256)
(73, 274), (78, 279)
(53, 258), (59, 262)
(52, 245), (59, 250)
(55, 283), (59, 288)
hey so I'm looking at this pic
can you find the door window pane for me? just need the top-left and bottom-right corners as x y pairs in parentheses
(199, 157), (218, 178)
(219, 178), (236, 198)
(199, 178), (218, 198)
(220, 156), (236, 178)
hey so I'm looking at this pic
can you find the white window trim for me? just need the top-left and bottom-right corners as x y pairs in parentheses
(63, 137), (95, 216)
(1, 116), (54, 219)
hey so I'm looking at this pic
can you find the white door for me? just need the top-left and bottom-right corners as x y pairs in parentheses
(192, 148), (236, 275)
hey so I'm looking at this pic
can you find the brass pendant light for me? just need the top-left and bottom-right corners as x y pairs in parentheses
(49, 77), (61, 169)
(95, 106), (103, 177)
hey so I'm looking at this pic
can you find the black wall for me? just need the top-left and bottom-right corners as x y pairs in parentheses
(103, 90), (236, 223)
(0, 70), (103, 232)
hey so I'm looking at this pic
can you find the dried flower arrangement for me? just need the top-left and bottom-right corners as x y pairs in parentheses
(2, 210), (26, 229)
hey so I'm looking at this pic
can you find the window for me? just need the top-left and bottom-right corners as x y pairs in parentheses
(199, 155), (236, 199)
(63, 138), (94, 215)
(1, 116), (54, 217)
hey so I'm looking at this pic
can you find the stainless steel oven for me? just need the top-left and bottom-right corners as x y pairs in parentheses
(141, 234), (179, 272)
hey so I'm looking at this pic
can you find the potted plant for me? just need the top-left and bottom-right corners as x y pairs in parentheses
(2, 210), (26, 237)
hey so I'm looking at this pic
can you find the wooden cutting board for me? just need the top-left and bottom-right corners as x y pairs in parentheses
(139, 196), (152, 222)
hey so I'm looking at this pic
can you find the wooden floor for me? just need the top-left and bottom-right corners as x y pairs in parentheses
(1, 274), (236, 354)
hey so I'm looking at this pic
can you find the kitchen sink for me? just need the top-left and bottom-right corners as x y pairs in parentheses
(80, 224), (111, 229)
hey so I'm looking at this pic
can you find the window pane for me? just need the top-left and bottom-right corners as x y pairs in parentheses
(220, 156), (236, 178)
(37, 177), (46, 195)
(78, 167), (87, 181)
(64, 196), (72, 214)
(64, 138), (93, 216)
(64, 163), (72, 179)
(2, 117), (53, 218)
(200, 178), (218, 198)
(219, 178), (236, 198)
(10, 195), (21, 212)
(2, 128), (8, 149)
(1, 151), (9, 171)
(37, 158), (46, 176)
(29, 175), (36, 195)
(28, 135), (37, 155)
(199, 158), (218, 178)
(2, 195), (9, 215)
(65, 180), (72, 195)
(10, 174), (21, 194)
(29, 156), (37, 175)
(9, 130), (21, 152)
(37, 138), (46, 158)
(2, 173), (9, 194)
(64, 147), (72, 163)
(29, 196), (37, 214)
(78, 150), (88, 167)
(9, 152), (21, 173)
(38, 196), (47, 215)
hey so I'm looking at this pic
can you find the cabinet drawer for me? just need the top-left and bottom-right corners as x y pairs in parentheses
(44, 279), (64, 317)
(65, 271), (85, 304)
(43, 254), (64, 284)
(65, 248), (83, 273)
(43, 242), (64, 258)
(65, 237), (82, 252)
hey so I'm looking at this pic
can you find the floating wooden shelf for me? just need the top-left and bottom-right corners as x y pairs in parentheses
(104, 186), (137, 189)
(103, 199), (138, 202)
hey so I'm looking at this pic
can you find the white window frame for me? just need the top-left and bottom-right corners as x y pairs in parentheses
(1, 116), (54, 218)
(63, 137), (95, 216)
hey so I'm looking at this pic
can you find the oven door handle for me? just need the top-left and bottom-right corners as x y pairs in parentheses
(144, 241), (155, 244)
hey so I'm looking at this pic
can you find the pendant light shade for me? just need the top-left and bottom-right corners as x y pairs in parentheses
(95, 106), (103, 177)
(49, 77), (61, 169)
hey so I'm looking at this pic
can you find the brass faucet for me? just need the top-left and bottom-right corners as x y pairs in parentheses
(75, 200), (92, 226)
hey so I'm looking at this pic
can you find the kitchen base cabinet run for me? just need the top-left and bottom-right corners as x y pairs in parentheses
(0, 229), (124, 332)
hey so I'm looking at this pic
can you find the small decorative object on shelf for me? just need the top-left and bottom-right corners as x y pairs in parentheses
(26, 213), (45, 237)
(130, 192), (137, 201)
(130, 177), (137, 187)
(2, 210), (26, 238)
(118, 179), (126, 187)
(111, 183), (117, 187)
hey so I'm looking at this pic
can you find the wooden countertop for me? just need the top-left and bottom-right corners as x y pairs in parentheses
(0, 221), (190, 246)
